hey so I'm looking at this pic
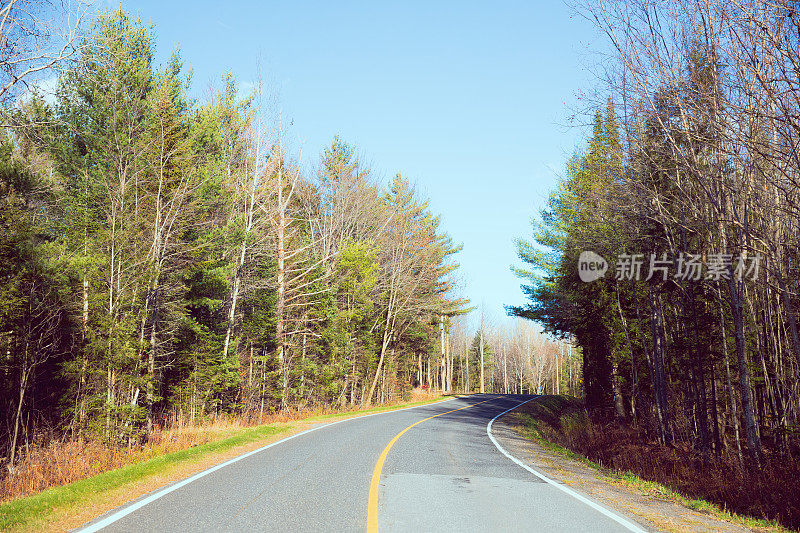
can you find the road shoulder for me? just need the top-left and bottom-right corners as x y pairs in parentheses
(493, 415), (753, 533)
(2, 396), (452, 532)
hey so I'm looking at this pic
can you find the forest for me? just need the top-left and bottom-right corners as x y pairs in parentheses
(9, 0), (800, 527)
(0, 4), (574, 498)
(0, 7), (468, 458)
(511, 0), (800, 525)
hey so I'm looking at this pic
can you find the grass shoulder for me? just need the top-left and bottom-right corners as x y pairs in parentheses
(0, 394), (449, 532)
(507, 396), (789, 533)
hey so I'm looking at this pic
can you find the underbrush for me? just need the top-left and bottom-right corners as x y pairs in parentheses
(513, 396), (800, 530)
(1, 388), (442, 503)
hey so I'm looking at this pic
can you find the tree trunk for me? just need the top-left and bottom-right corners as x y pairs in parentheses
(464, 339), (469, 393)
(616, 285), (638, 423)
(775, 267), (800, 369)
(9, 363), (28, 469)
(649, 287), (672, 445)
(502, 342), (508, 394)
(277, 163), (287, 410)
(366, 302), (393, 406)
(479, 329), (485, 394)
(223, 176), (258, 360)
(729, 277), (762, 468)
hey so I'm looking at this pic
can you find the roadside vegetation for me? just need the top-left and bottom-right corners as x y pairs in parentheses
(509, 396), (794, 531)
(0, 391), (446, 532)
(0, 2), (471, 489)
(0, 3), (575, 509)
(510, 0), (800, 529)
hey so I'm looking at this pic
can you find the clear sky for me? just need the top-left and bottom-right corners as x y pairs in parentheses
(119, 0), (603, 329)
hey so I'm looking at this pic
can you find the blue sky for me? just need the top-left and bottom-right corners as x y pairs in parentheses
(121, 1), (603, 328)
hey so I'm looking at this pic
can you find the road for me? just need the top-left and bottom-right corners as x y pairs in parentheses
(78, 395), (648, 532)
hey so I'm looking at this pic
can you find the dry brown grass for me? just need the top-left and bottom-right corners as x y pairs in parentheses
(515, 396), (800, 530)
(1, 389), (444, 504)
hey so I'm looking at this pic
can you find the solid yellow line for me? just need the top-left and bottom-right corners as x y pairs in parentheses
(366, 397), (495, 533)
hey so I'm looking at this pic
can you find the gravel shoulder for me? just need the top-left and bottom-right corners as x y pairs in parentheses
(494, 412), (755, 533)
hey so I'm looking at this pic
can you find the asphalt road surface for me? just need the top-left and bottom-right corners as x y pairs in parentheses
(78, 395), (648, 533)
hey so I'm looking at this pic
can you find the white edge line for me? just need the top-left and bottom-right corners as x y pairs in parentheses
(78, 396), (459, 532)
(486, 397), (648, 533)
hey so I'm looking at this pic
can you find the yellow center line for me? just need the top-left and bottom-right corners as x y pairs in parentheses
(366, 397), (497, 532)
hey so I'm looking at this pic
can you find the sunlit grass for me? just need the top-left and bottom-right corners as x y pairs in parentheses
(0, 392), (446, 532)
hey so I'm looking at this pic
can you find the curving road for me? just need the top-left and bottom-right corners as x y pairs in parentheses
(78, 395), (648, 533)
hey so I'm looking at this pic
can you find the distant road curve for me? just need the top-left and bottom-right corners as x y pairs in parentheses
(79, 395), (648, 532)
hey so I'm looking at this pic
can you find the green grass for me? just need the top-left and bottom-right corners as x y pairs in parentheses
(0, 423), (290, 531)
(0, 395), (450, 532)
(604, 470), (786, 531)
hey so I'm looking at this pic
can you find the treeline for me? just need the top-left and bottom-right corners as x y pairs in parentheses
(429, 317), (581, 397)
(512, 0), (800, 477)
(0, 10), (470, 464)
